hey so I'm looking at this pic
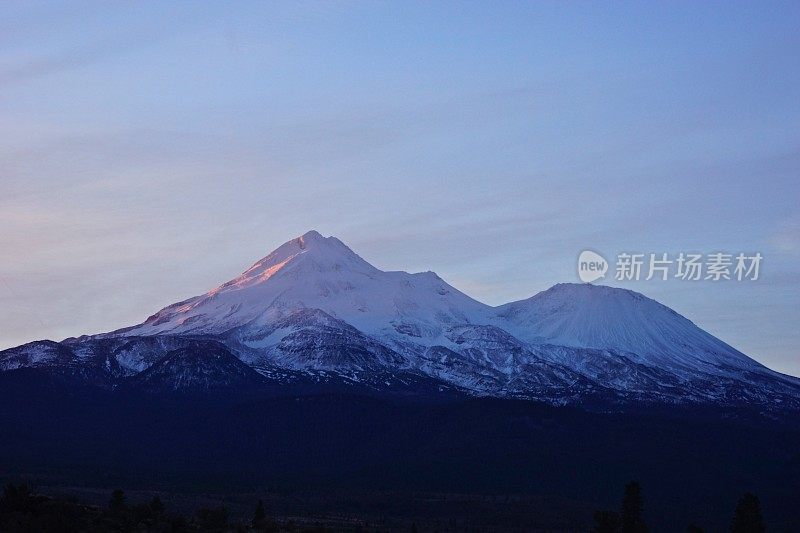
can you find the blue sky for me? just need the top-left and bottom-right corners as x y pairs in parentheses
(1, 1), (798, 374)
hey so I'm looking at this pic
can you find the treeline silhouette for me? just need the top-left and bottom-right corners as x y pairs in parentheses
(0, 482), (768, 532)
(0, 484), (283, 533)
(592, 481), (765, 533)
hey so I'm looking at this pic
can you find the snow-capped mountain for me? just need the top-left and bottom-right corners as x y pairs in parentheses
(2, 230), (798, 408)
(496, 283), (767, 376)
(118, 231), (489, 344)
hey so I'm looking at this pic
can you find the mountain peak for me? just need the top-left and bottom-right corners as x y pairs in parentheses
(235, 231), (373, 283)
(117, 230), (488, 339)
(544, 282), (643, 300)
(497, 281), (761, 373)
(296, 229), (324, 248)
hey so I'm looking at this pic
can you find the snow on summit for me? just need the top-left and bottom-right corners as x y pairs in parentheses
(495, 283), (763, 375)
(121, 230), (491, 343)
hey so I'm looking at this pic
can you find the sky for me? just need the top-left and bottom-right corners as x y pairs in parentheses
(1, 1), (798, 375)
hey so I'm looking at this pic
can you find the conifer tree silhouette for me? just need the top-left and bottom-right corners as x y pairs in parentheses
(620, 481), (647, 533)
(730, 492), (764, 533)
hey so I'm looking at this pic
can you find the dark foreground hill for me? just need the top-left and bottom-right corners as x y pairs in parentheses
(1, 369), (798, 531)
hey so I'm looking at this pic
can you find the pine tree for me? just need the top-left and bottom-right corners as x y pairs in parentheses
(149, 495), (165, 515)
(109, 489), (126, 512)
(730, 492), (764, 533)
(620, 481), (647, 533)
(2, 484), (32, 514)
(253, 499), (266, 528)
